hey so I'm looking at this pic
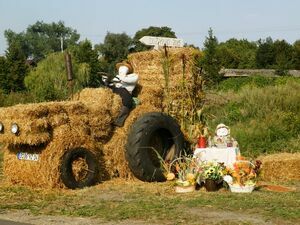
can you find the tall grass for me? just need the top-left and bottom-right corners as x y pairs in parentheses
(205, 78), (300, 157)
(0, 91), (36, 107)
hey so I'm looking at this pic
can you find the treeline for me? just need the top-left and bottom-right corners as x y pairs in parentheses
(199, 28), (300, 85)
(0, 21), (299, 105)
(0, 21), (177, 104)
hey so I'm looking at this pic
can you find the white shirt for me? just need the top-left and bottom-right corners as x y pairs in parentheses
(102, 65), (139, 93)
(114, 73), (139, 93)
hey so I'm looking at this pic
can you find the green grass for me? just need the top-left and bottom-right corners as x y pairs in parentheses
(205, 77), (300, 157)
(216, 75), (300, 92)
(0, 181), (298, 224)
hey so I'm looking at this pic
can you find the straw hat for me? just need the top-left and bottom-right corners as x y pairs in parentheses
(116, 61), (133, 74)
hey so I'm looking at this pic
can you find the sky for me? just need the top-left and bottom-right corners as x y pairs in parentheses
(0, 0), (299, 55)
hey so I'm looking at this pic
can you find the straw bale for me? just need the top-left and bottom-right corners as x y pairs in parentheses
(0, 88), (121, 146)
(1, 87), (123, 187)
(259, 153), (300, 181)
(128, 47), (204, 143)
(2, 47), (203, 188)
(3, 125), (106, 188)
(102, 104), (160, 179)
(93, 48), (202, 179)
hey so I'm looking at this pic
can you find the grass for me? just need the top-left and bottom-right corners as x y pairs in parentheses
(0, 180), (299, 224)
(204, 77), (300, 157)
(216, 75), (300, 92)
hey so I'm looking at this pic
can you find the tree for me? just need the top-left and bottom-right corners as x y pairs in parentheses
(256, 37), (275, 68)
(293, 40), (300, 70)
(0, 56), (9, 92)
(95, 32), (132, 74)
(71, 40), (102, 87)
(273, 40), (294, 74)
(5, 21), (80, 60)
(218, 38), (257, 69)
(4, 42), (29, 93)
(133, 26), (176, 52)
(25, 52), (90, 102)
(199, 28), (222, 85)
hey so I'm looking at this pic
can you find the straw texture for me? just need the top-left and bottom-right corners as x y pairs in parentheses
(1, 47), (203, 188)
(259, 153), (300, 182)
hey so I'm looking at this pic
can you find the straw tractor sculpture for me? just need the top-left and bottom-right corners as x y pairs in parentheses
(0, 48), (203, 189)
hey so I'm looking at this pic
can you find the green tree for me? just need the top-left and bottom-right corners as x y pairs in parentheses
(71, 40), (102, 87)
(273, 40), (294, 74)
(95, 32), (132, 74)
(0, 56), (9, 92)
(218, 38), (257, 69)
(5, 42), (29, 93)
(5, 21), (80, 60)
(256, 37), (275, 68)
(25, 52), (90, 102)
(199, 28), (222, 85)
(133, 26), (176, 52)
(293, 40), (300, 69)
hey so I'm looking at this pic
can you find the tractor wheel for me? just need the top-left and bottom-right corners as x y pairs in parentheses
(126, 112), (184, 182)
(60, 147), (99, 189)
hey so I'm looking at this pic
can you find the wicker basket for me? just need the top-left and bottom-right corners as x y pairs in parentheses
(175, 185), (195, 193)
(229, 184), (255, 193)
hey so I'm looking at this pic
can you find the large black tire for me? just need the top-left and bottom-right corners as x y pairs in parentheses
(126, 112), (184, 182)
(60, 148), (99, 189)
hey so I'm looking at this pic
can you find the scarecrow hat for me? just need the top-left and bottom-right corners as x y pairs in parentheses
(116, 61), (133, 74)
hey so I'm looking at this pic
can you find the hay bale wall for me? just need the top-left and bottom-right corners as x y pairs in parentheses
(1, 47), (203, 188)
(259, 153), (300, 181)
(102, 48), (203, 178)
(129, 48), (204, 141)
(1, 88), (122, 188)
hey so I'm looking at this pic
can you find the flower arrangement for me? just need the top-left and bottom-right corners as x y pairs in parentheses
(199, 162), (225, 181)
(165, 155), (201, 192)
(224, 160), (262, 193)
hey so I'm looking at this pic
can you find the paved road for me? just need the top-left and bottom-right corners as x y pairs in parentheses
(0, 219), (31, 225)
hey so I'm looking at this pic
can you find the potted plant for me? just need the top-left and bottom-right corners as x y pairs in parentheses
(224, 160), (262, 193)
(199, 162), (225, 192)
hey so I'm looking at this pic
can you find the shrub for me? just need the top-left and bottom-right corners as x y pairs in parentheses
(0, 90), (35, 107)
(25, 52), (90, 102)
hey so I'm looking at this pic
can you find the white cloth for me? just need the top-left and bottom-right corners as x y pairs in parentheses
(114, 73), (138, 93)
(193, 147), (240, 168)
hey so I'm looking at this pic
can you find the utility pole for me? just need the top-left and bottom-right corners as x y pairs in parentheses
(64, 52), (74, 98)
(60, 36), (64, 52)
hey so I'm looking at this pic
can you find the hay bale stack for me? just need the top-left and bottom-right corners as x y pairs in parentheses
(101, 48), (203, 178)
(3, 125), (101, 188)
(259, 153), (300, 181)
(1, 88), (121, 188)
(129, 47), (204, 141)
(1, 47), (203, 187)
(128, 48), (202, 107)
(75, 88), (122, 140)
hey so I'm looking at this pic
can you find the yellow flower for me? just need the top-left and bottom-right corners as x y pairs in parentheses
(186, 173), (195, 182)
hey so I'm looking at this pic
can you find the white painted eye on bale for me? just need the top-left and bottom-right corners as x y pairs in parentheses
(0, 122), (3, 132)
(11, 123), (19, 134)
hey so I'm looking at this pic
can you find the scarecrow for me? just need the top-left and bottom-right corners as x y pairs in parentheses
(102, 61), (139, 126)
(212, 123), (238, 148)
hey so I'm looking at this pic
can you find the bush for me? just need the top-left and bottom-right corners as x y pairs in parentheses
(205, 78), (300, 157)
(25, 52), (90, 102)
(0, 90), (35, 107)
(217, 76), (276, 92)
